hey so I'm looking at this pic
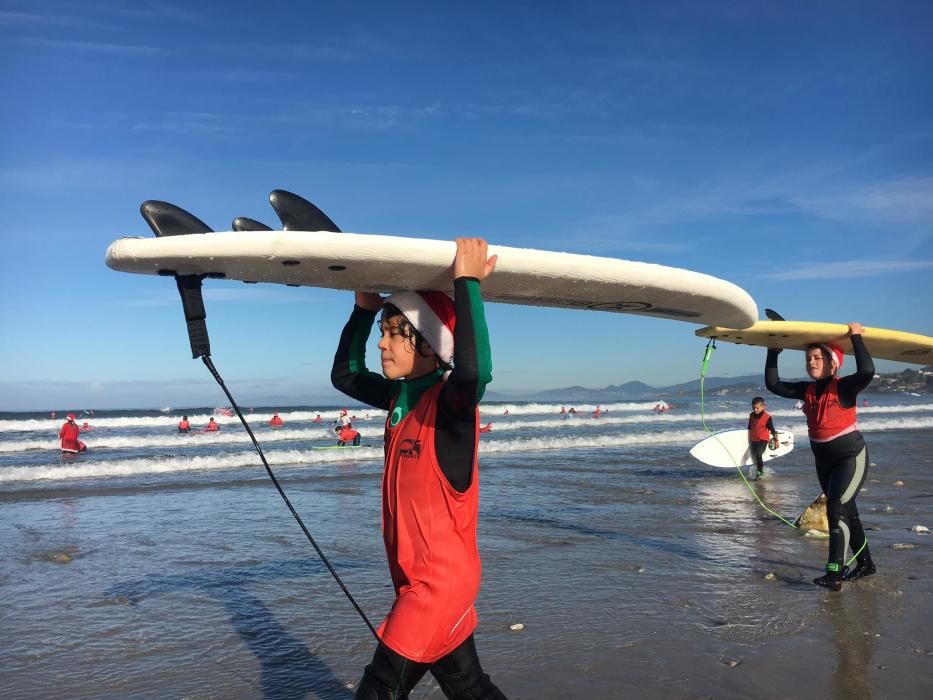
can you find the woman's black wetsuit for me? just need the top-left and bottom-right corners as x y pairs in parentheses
(765, 335), (875, 585)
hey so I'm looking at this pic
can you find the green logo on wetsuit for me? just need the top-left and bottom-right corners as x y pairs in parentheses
(390, 406), (404, 427)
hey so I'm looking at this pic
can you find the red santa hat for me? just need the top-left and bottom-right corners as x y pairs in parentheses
(819, 343), (845, 370)
(66, 413), (76, 421)
(384, 290), (456, 365)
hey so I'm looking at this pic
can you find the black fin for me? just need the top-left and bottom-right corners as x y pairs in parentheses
(268, 189), (341, 232)
(140, 201), (213, 236)
(138, 201), (213, 358)
(764, 308), (786, 321)
(232, 217), (273, 231)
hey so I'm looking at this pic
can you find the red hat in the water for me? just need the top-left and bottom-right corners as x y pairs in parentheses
(819, 343), (844, 370)
(66, 413), (76, 421)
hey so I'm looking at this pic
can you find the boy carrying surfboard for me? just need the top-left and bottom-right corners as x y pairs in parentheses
(764, 323), (876, 591)
(331, 238), (507, 699)
(747, 397), (779, 479)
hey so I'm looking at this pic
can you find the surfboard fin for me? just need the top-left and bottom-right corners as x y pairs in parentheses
(764, 308), (786, 321)
(140, 201), (213, 237)
(232, 217), (273, 231)
(268, 189), (341, 232)
(139, 200), (212, 359)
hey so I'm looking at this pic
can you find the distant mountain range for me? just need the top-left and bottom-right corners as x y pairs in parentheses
(482, 375), (767, 402)
(484, 365), (933, 402)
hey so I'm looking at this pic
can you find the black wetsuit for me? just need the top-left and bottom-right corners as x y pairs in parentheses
(331, 278), (506, 700)
(765, 336), (875, 576)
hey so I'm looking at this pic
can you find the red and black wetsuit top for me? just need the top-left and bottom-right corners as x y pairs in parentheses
(331, 277), (492, 662)
(747, 411), (776, 442)
(802, 379), (857, 442)
(765, 334), (874, 443)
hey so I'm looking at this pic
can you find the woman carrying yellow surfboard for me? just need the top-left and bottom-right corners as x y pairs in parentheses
(765, 322), (876, 591)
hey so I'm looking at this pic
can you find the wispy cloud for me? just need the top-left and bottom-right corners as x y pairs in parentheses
(0, 10), (113, 29)
(106, 1), (202, 24)
(18, 36), (166, 55)
(763, 259), (933, 280)
(788, 176), (933, 227)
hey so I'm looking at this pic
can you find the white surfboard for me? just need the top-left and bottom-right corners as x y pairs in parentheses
(105, 230), (758, 327)
(689, 429), (794, 469)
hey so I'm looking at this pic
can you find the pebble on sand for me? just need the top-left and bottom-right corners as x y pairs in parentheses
(893, 480), (905, 487)
(892, 543), (916, 550)
(764, 573), (776, 580)
(509, 623), (524, 631)
(910, 525), (929, 533)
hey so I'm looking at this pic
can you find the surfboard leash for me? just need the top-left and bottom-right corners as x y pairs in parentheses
(141, 196), (414, 699)
(698, 340), (798, 529)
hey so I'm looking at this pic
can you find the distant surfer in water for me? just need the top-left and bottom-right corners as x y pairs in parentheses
(269, 412), (284, 427)
(336, 422), (361, 446)
(313, 413), (323, 423)
(206, 417), (220, 432)
(59, 413), (86, 453)
(747, 397), (779, 479)
(177, 416), (190, 433)
(765, 323), (876, 591)
(331, 238), (506, 699)
(479, 422), (493, 433)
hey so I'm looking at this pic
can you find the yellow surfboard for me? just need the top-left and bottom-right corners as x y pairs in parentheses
(695, 321), (933, 365)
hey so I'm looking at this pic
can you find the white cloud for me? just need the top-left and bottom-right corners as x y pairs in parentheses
(763, 259), (933, 280)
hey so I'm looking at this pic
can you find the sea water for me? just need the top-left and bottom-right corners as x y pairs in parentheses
(1, 397), (931, 699)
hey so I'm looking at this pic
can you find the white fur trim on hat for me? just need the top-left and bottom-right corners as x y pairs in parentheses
(384, 290), (456, 365)
(819, 343), (844, 370)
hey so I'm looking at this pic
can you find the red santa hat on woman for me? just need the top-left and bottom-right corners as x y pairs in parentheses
(384, 290), (456, 366)
(819, 343), (845, 370)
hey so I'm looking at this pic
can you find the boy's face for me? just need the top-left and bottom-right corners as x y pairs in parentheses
(752, 402), (765, 414)
(378, 316), (437, 380)
(806, 347), (833, 380)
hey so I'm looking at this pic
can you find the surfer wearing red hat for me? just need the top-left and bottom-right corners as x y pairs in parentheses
(765, 322), (876, 591)
(331, 238), (505, 699)
(59, 413), (86, 453)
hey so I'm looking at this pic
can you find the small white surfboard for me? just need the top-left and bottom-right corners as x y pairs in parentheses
(105, 230), (758, 328)
(689, 429), (794, 469)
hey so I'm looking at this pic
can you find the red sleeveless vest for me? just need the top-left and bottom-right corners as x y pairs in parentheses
(803, 377), (857, 442)
(378, 382), (481, 662)
(748, 411), (772, 442)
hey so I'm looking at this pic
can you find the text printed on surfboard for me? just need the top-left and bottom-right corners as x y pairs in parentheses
(490, 294), (702, 318)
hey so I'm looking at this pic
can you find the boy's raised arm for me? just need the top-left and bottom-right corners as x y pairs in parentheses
(331, 294), (394, 410)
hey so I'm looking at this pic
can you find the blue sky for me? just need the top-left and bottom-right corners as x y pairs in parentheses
(1, 1), (931, 410)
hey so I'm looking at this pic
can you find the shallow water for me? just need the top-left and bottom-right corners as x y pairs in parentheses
(1, 398), (931, 698)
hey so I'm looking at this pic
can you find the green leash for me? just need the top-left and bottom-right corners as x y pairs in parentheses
(698, 340), (799, 529)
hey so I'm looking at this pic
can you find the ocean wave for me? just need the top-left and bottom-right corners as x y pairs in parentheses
(3, 414), (931, 484)
(3, 401), (931, 433)
(3, 411), (932, 455)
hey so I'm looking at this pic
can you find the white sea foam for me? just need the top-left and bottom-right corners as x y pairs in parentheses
(3, 410), (932, 455)
(3, 402), (931, 433)
(4, 412), (932, 484)
(0, 445), (385, 483)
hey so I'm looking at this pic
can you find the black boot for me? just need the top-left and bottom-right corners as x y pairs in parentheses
(843, 556), (876, 581)
(813, 571), (844, 591)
